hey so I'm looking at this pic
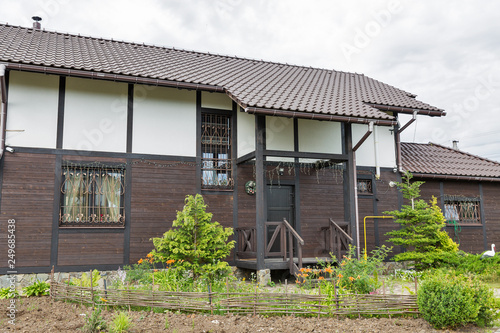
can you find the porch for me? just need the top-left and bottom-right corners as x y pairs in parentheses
(235, 218), (353, 277)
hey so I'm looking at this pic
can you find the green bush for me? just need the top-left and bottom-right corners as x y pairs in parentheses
(436, 251), (500, 282)
(23, 280), (50, 297)
(0, 287), (19, 299)
(72, 270), (101, 287)
(418, 270), (498, 329)
(150, 194), (235, 281)
(333, 245), (392, 294)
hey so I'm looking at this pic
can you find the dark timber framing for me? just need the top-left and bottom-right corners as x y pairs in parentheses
(343, 123), (357, 253)
(50, 155), (62, 268)
(231, 101), (239, 262)
(126, 84), (134, 153)
(293, 118), (301, 237)
(255, 115), (266, 270)
(56, 76), (66, 149)
(479, 183), (488, 250)
(195, 91), (202, 194)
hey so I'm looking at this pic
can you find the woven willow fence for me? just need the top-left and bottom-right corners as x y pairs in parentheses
(50, 280), (418, 317)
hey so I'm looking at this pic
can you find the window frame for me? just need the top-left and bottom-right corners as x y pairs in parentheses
(200, 111), (234, 191)
(443, 195), (482, 226)
(59, 162), (126, 228)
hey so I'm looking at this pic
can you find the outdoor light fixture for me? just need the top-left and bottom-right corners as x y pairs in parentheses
(278, 168), (284, 176)
(5, 146), (14, 153)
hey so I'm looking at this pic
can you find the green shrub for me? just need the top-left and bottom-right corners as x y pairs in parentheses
(436, 251), (500, 282)
(418, 270), (498, 329)
(22, 280), (50, 297)
(335, 245), (392, 294)
(81, 307), (107, 333)
(150, 194), (235, 281)
(109, 311), (133, 332)
(72, 270), (101, 287)
(0, 287), (19, 299)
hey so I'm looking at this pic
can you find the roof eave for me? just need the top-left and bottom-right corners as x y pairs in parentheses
(408, 172), (500, 182)
(367, 103), (446, 117)
(244, 106), (397, 126)
(4, 63), (225, 92)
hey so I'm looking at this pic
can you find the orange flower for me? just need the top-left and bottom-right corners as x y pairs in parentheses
(349, 276), (354, 282)
(357, 275), (360, 279)
(299, 268), (306, 272)
(153, 269), (158, 272)
(324, 267), (333, 274)
(318, 276), (325, 280)
(100, 298), (108, 302)
(341, 262), (345, 266)
(295, 280), (301, 284)
(147, 253), (153, 258)
(166, 259), (175, 265)
(138, 258), (144, 264)
(337, 273), (343, 278)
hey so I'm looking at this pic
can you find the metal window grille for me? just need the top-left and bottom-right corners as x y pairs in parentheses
(60, 165), (125, 226)
(444, 196), (481, 224)
(357, 179), (373, 194)
(201, 113), (233, 190)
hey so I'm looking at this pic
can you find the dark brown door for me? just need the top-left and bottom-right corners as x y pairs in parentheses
(266, 185), (294, 255)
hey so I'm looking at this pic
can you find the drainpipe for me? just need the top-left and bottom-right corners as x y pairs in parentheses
(0, 64), (7, 160)
(352, 122), (374, 258)
(373, 125), (380, 179)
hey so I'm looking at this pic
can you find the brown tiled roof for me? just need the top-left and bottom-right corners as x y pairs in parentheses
(0, 24), (444, 121)
(401, 142), (500, 179)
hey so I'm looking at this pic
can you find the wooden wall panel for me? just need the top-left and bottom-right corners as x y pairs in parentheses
(237, 164), (256, 229)
(129, 160), (196, 264)
(482, 183), (500, 251)
(375, 170), (400, 250)
(0, 153), (55, 268)
(299, 169), (345, 258)
(58, 233), (124, 266)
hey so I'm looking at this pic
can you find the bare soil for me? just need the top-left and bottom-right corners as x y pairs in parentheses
(0, 297), (493, 332)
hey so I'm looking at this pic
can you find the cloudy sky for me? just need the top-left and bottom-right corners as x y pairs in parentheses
(2, 0), (499, 161)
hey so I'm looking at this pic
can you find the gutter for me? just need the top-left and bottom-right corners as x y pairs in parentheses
(0, 64), (6, 160)
(367, 103), (446, 117)
(411, 173), (500, 183)
(5, 63), (225, 93)
(245, 107), (396, 126)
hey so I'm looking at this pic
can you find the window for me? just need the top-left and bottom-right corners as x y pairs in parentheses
(60, 164), (125, 227)
(357, 179), (373, 194)
(443, 195), (481, 225)
(201, 113), (233, 190)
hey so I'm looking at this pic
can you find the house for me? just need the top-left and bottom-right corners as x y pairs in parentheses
(401, 142), (500, 254)
(0, 21), (448, 277)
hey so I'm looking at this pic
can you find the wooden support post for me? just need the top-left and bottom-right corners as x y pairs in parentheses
(255, 115), (266, 271)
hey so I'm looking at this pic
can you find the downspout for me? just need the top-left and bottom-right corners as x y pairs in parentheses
(373, 125), (380, 179)
(396, 111), (417, 172)
(352, 122), (374, 258)
(0, 64), (7, 160)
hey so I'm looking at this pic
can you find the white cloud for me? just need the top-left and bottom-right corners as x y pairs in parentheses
(2, 0), (499, 160)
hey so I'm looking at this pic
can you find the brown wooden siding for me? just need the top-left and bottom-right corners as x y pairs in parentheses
(129, 160), (196, 264)
(482, 182), (499, 252)
(0, 153), (55, 268)
(299, 169), (345, 258)
(375, 170), (400, 251)
(58, 233), (124, 266)
(237, 164), (256, 229)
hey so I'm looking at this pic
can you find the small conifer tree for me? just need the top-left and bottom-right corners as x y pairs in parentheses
(385, 172), (458, 269)
(150, 194), (235, 279)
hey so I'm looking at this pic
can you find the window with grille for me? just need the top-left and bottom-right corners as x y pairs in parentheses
(60, 164), (125, 227)
(443, 195), (481, 225)
(357, 179), (373, 194)
(201, 113), (233, 190)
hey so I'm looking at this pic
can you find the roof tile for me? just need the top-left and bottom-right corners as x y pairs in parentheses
(0, 24), (444, 121)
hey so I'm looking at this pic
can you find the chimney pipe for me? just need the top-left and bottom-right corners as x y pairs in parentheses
(452, 140), (459, 150)
(32, 16), (42, 29)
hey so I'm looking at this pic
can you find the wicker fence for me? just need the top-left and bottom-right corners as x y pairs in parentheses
(50, 280), (418, 317)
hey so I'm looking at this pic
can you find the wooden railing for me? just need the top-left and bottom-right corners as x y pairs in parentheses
(236, 218), (304, 277)
(282, 218), (304, 278)
(323, 219), (353, 261)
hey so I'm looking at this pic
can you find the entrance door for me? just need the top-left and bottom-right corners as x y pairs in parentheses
(266, 185), (295, 255)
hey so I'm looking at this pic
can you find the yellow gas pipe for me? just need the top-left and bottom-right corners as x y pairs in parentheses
(363, 216), (394, 260)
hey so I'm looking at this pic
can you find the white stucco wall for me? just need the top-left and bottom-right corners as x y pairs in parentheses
(6, 71), (59, 148)
(63, 77), (128, 152)
(133, 85), (196, 156)
(352, 123), (396, 168)
(298, 119), (342, 154)
(237, 109), (255, 158)
(201, 91), (232, 110)
(265, 116), (294, 162)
